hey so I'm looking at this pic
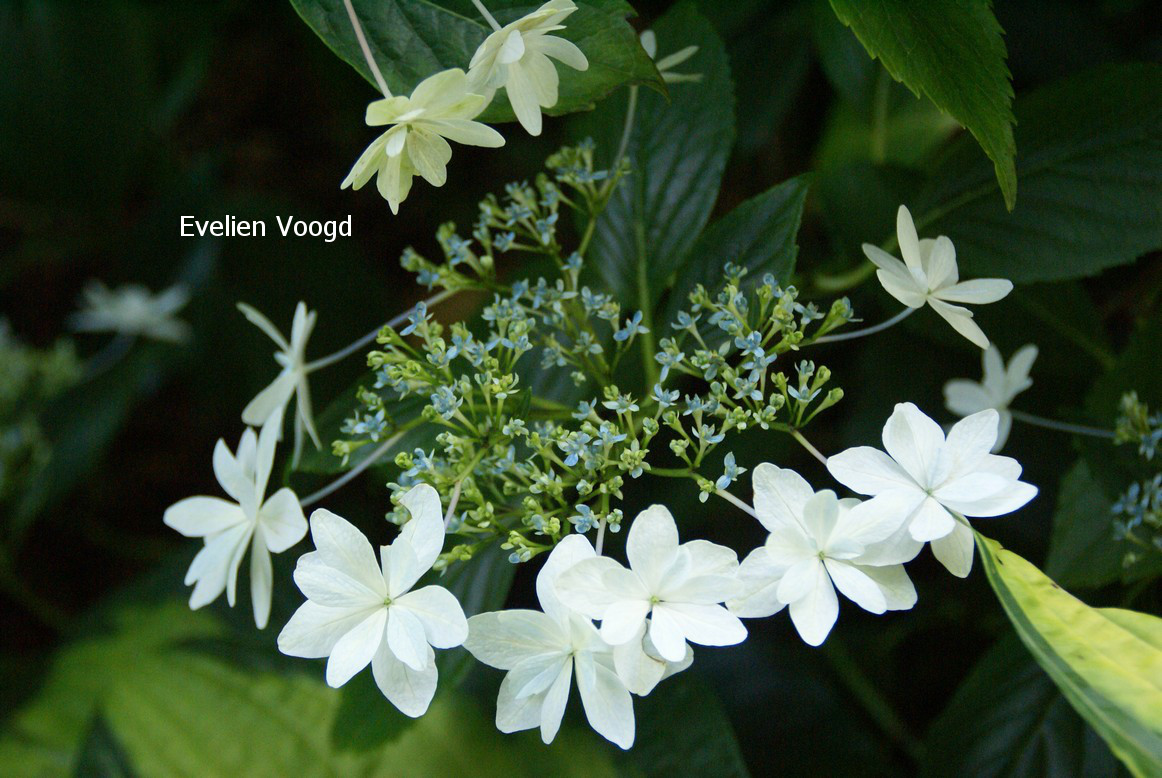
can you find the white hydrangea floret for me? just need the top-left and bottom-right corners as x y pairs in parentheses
(342, 68), (505, 213)
(277, 485), (468, 718)
(826, 403), (1038, 578)
(640, 29), (701, 84)
(864, 205), (1013, 349)
(69, 280), (191, 343)
(467, 0), (589, 136)
(164, 409), (307, 628)
(238, 300), (320, 463)
(464, 535), (640, 749)
(556, 505), (745, 666)
(727, 464), (918, 647)
(944, 344), (1038, 451)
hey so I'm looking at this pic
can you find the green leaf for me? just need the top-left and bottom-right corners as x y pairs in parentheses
(0, 600), (615, 776)
(73, 717), (137, 778)
(662, 175), (810, 327)
(922, 634), (1118, 777)
(1044, 461), (1128, 590)
(827, 0), (1017, 209)
(914, 64), (1162, 284)
(288, 0), (661, 124)
(575, 1), (735, 310)
(977, 532), (1162, 777)
(622, 674), (749, 777)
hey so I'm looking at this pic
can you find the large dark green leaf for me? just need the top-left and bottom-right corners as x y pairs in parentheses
(915, 64), (1162, 283)
(977, 533), (1162, 777)
(1044, 460), (1126, 591)
(662, 175), (810, 326)
(828, 0), (1016, 209)
(289, 0), (661, 124)
(576, 1), (735, 310)
(922, 633), (1117, 777)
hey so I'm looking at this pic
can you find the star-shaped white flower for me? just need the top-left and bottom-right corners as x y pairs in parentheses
(827, 403), (1038, 578)
(69, 280), (191, 343)
(864, 205), (1012, 349)
(342, 68), (504, 214)
(164, 409), (307, 628)
(467, 0), (589, 136)
(727, 464), (918, 647)
(556, 505), (745, 664)
(944, 344), (1038, 451)
(238, 301), (319, 464)
(464, 535), (637, 748)
(277, 485), (467, 717)
(640, 30), (701, 85)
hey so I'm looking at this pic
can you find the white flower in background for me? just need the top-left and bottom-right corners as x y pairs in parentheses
(341, 68), (505, 214)
(556, 505), (745, 664)
(944, 344), (1038, 451)
(863, 205), (1013, 349)
(164, 409), (307, 628)
(238, 301), (320, 463)
(69, 280), (191, 343)
(467, 0), (589, 136)
(277, 485), (466, 717)
(640, 30), (701, 84)
(464, 535), (637, 749)
(827, 403), (1038, 578)
(727, 464), (917, 647)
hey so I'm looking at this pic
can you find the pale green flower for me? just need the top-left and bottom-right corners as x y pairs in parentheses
(341, 69), (505, 214)
(468, 0), (589, 136)
(69, 280), (191, 343)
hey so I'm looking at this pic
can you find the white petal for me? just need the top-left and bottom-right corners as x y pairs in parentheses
(883, 402), (945, 487)
(309, 509), (386, 597)
(826, 446), (918, 496)
(341, 132), (388, 190)
(923, 236), (958, 290)
(612, 626), (666, 696)
(787, 563), (839, 646)
(857, 563), (917, 610)
(496, 673), (547, 735)
(751, 462), (814, 533)
(539, 657), (574, 744)
(250, 535), (273, 629)
(836, 491), (920, 549)
(661, 572), (739, 604)
(406, 128), (452, 187)
(522, 51), (559, 108)
(508, 652), (570, 699)
(727, 547), (788, 619)
(422, 119), (505, 148)
(505, 61), (544, 136)
(800, 491), (840, 545)
(1005, 345), (1039, 396)
(930, 520), (976, 578)
(258, 488), (307, 552)
(854, 515), (924, 567)
(655, 603), (746, 648)
(186, 523), (251, 609)
(537, 35), (588, 71)
(626, 505), (680, 592)
(410, 68), (471, 112)
(394, 585), (468, 649)
(278, 601), (378, 658)
(945, 480), (1038, 518)
(325, 607), (387, 687)
(555, 557), (634, 618)
(896, 205), (922, 272)
(237, 302), (289, 351)
(934, 472), (1011, 510)
(386, 604), (432, 671)
(934, 278), (1013, 305)
(824, 559), (886, 614)
(995, 412), (1013, 452)
(164, 496), (246, 538)
(241, 371), (296, 429)
(576, 652), (634, 749)
(212, 439), (254, 508)
(928, 298), (991, 349)
(646, 607), (689, 663)
(371, 639), (437, 718)
(680, 539), (739, 577)
(599, 599), (652, 646)
(776, 558), (823, 605)
(464, 610), (565, 670)
(908, 497), (957, 542)
(933, 408), (1000, 485)
(385, 538), (423, 599)
(294, 552), (384, 609)
(536, 534), (596, 623)
(397, 483), (446, 573)
(943, 379), (993, 418)
(763, 526), (817, 568)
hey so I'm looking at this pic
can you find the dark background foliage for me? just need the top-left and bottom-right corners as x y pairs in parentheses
(1, 0), (1160, 775)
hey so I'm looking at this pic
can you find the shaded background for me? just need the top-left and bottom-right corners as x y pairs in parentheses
(2, 0), (1161, 774)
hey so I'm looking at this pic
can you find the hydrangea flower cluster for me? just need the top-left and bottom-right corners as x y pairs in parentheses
(1113, 393), (1162, 564)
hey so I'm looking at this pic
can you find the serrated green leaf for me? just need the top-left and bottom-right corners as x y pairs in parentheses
(662, 175), (810, 327)
(977, 532), (1162, 777)
(828, 0), (1017, 209)
(575, 1), (734, 311)
(921, 634), (1117, 778)
(914, 63), (1162, 284)
(288, 0), (662, 124)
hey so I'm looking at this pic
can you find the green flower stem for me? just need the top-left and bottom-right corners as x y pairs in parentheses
(343, 0), (392, 98)
(790, 429), (828, 465)
(714, 488), (758, 520)
(1009, 409), (1115, 439)
(306, 288), (457, 372)
(634, 218), (661, 388)
(470, 0), (502, 31)
(651, 467), (694, 478)
(613, 85), (639, 172)
(811, 307), (915, 344)
(300, 420), (421, 508)
(821, 637), (923, 763)
(444, 479), (464, 529)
